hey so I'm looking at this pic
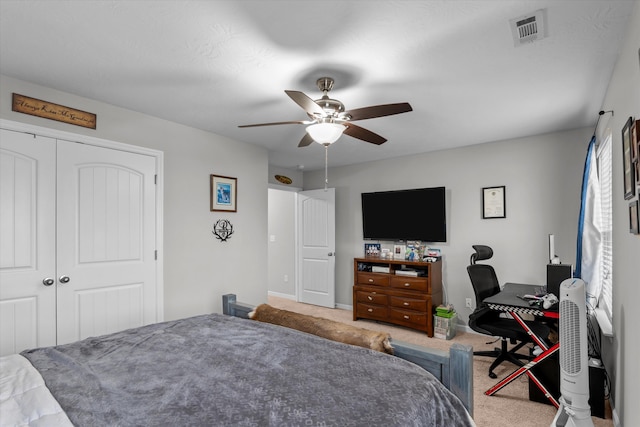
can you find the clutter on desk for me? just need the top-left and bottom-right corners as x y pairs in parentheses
(517, 292), (559, 310)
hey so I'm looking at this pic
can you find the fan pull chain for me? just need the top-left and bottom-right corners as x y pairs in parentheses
(324, 144), (329, 191)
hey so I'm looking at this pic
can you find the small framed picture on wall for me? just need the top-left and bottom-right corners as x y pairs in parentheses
(633, 119), (640, 190)
(630, 200), (639, 235)
(622, 117), (635, 200)
(210, 174), (237, 212)
(482, 186), (506, 219)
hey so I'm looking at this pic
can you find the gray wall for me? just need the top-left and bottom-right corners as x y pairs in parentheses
(0, 74), (269, 320)
(304, 127), (588, 323)
(267, 188), (296, 296)
(600, 2), (640, 425)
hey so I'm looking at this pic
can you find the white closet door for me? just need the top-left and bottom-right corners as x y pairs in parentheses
(0, 130), (57, 356)
(55, 140), (157, 345)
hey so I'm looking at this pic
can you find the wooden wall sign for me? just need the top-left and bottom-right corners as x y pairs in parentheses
(12, 93), (96, 129)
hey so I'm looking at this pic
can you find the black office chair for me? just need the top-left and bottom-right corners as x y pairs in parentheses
(467, 245), (550, 378)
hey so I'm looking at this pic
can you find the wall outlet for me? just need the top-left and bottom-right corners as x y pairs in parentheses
(284, 274), (288, 282)
(465, 298), (473, 308)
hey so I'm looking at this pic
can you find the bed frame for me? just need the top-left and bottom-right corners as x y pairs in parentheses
(222, 294), (473, 416)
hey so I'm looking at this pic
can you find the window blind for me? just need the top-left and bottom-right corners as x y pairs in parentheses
(596, 134), (613, 321)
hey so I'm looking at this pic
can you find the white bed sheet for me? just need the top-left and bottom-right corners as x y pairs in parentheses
(0, 354), (73, 427)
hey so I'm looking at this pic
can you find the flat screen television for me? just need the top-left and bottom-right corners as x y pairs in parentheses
(361, 186), (446, 242)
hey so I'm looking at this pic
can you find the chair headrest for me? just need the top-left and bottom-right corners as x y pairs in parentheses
(471, 245), (493, 263)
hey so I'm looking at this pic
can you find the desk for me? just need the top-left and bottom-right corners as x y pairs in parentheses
(482, 283), (560, 408)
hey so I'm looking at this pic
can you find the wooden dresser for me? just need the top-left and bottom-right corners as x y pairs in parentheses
(353, 257), (443, 336)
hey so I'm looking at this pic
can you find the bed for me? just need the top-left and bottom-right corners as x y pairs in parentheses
(1, 294), (474, 426)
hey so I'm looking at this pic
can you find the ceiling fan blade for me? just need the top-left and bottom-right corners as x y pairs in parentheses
(285, 90), (325, 116)
(298, 133), (314, 147)
(343, 123), (387, 145)
(238, 120), (308, 128)
(343, 102), (413, 121)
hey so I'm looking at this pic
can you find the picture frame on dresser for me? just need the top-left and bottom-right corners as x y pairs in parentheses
(364, 243), (381, 257)
(622, 117), (635, 200)
(393, 244), (406, 260)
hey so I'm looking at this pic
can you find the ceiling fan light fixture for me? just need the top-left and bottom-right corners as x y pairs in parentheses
(305, 122), (346, 145)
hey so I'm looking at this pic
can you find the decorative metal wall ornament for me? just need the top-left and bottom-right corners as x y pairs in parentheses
(212, 219), (234, 242)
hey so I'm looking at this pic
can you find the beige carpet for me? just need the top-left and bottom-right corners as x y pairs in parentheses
(267, 296), (613, 427)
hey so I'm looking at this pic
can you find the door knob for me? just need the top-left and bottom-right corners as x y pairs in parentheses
(59, 275), (70, 284)
(42, 278), (55, 286)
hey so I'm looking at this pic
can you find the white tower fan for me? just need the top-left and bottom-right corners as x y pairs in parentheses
(551, 278), (594, 427)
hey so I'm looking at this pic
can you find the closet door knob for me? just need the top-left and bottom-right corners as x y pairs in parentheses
(59, 275), (70, 284)
(42, 278), (55, 286)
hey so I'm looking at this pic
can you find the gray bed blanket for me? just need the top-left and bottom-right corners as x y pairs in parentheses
(21, 314), (474, 427)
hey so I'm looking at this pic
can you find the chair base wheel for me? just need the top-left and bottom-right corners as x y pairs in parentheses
(489, 372), (497, 379)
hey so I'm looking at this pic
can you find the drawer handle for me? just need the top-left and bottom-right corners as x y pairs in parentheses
(368, 296), (373, 301)
(368, 279), (374, 282)
(368, 308), (373, 312)
(403, 302), (409, 306)
(404, 283), (410, 287)
(403, 315), (410, 320)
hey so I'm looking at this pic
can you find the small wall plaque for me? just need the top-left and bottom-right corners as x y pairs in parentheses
(12, 93), (96, 129)
(212, 219), (234, 242)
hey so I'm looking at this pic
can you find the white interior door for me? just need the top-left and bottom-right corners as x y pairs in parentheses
(0, 130), (57, 356)
(297, 188), (335, 308)
(56, 140), (158, 345)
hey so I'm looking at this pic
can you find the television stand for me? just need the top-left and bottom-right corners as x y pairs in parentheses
(353, 257), (443, 336)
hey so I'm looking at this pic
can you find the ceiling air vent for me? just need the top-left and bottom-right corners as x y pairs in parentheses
(510, 9), (547, 47)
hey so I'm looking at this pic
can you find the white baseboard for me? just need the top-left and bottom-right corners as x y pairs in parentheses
(458, 324), (480, 334)
(267, 291), (296, 300)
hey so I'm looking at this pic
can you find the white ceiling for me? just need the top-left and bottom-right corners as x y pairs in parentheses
(0, 1), (634, 171)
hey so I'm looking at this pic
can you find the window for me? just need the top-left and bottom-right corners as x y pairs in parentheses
(596, 133), (613, 323)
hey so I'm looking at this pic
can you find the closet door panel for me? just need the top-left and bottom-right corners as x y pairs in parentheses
(77, 165), (143, 262)
(56, 140), (157, 345)
(0, 129), (56, 356)
(76, 283), (143, 339)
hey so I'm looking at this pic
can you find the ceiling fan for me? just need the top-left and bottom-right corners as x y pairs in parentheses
(238, 77), (413, 147)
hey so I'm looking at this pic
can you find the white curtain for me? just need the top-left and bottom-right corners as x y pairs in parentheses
(576, 136), (602, 310)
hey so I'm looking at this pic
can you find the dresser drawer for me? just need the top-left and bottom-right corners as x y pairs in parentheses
(357, 272), (390, 287)
(389, 308), (428, 327)
(389, 295), (428, 312)
(389, 275), (428, 292)
(356, 303), (388, 320)
(356, 290), (387, 305)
